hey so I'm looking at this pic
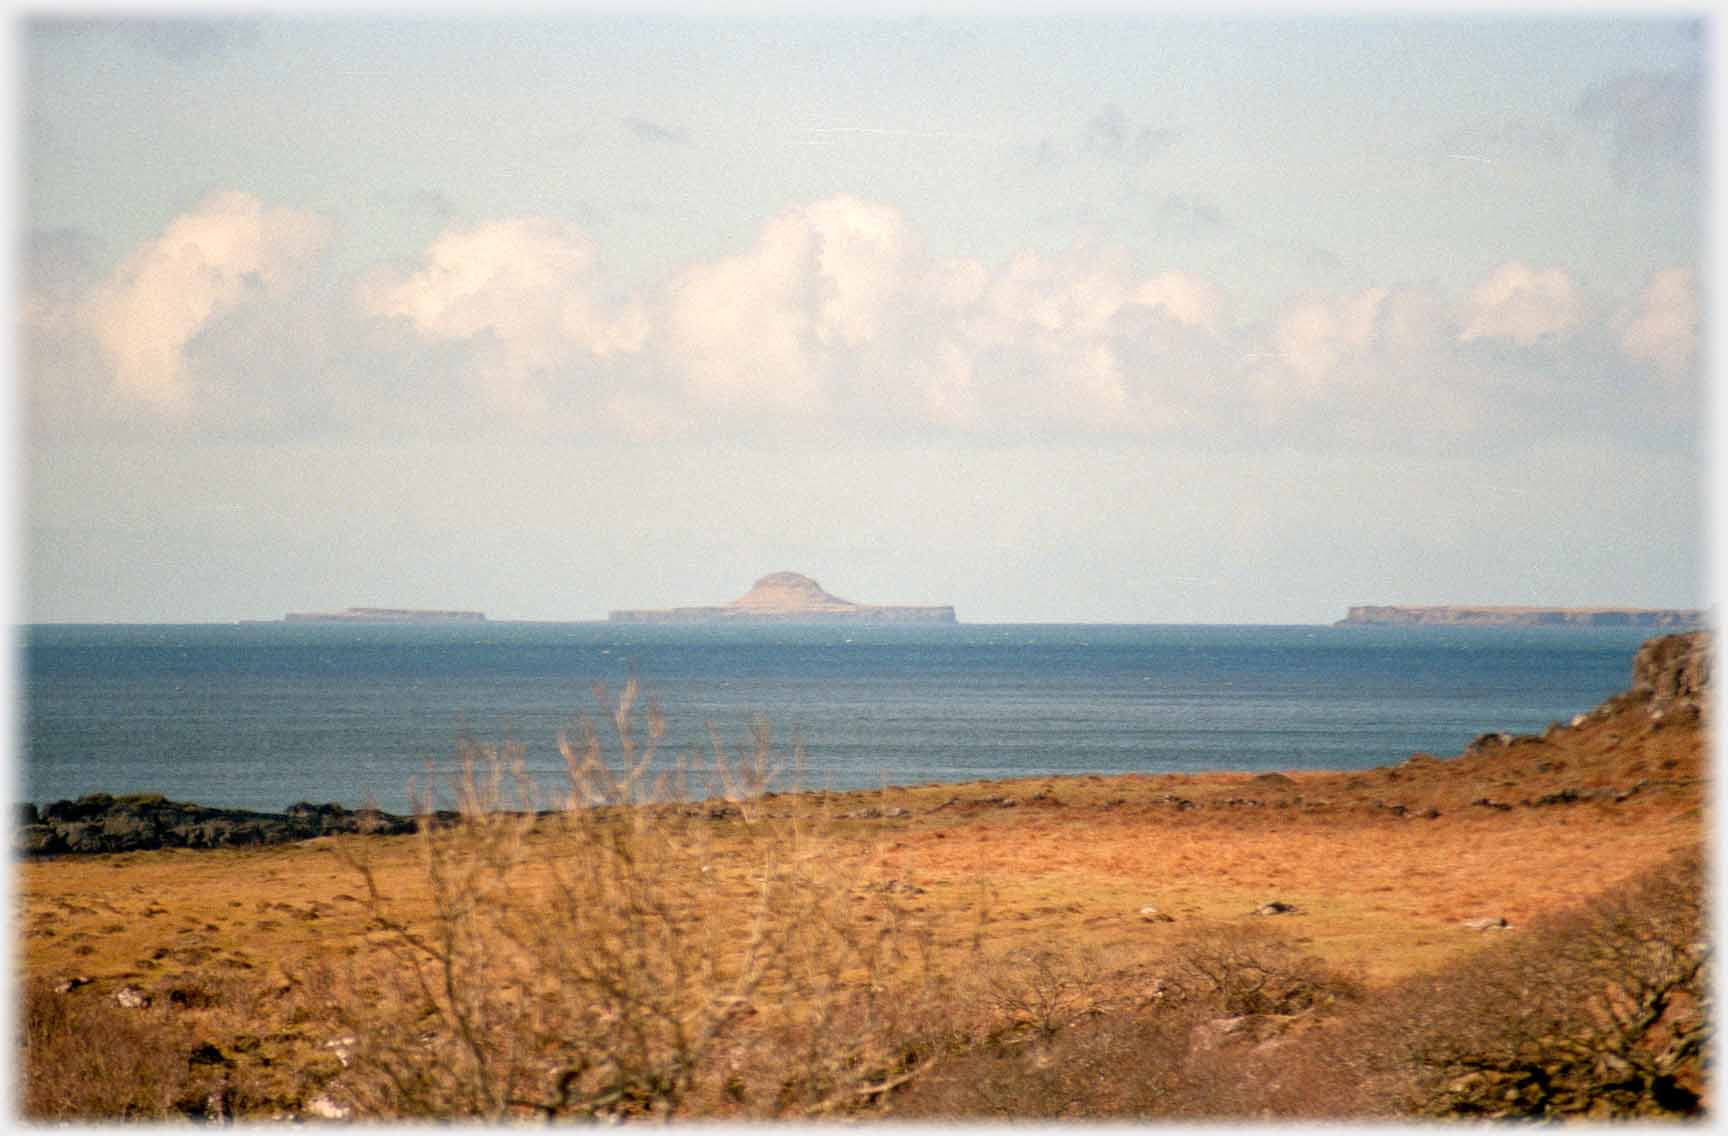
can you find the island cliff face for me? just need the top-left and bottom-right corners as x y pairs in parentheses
(610, 572), (957, 624)
(1338, 605), (1704, 629)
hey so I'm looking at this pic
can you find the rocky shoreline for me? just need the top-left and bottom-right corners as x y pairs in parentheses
(20, 631), (1706, 860)
(15, 797), (421, 858)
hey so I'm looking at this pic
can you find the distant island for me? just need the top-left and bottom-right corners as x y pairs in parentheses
(610, 572), (957, 624)
(280, 607), (487, 624)
(1338, 605), (1704, 629)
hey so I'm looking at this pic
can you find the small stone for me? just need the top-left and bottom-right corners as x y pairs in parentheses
(1253, 900), (1299, 917)
(113, 984), (151, 1008)
(303, 1093), (352, 1121)
(1138, 905), (1175, 923)
(1461, 916), (1511, 932)
(323, 1035), (358, 1067)
(54, 975), (93, 994)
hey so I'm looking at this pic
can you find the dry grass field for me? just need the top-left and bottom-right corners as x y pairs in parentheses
(15, 650), (1709, 1122)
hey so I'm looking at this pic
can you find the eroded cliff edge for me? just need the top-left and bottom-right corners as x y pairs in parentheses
(1338, 605), (1704, 628)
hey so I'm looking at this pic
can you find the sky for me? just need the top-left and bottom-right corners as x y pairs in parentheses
(18, 9), (1711, 624)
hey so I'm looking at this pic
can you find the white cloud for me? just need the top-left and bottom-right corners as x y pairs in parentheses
(59, 190), (1689, 451)
(1617, 267), (1698, 380)
(1271, 288), (1387, 382)
(662, 195), (920, 412)
(80, 191), (329, 404)
(1129, 272), (1229, 334)
(1459, 262), (1581, 346)
(360, 217), (648, 413)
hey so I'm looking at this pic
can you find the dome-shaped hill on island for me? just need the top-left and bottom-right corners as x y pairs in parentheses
(609, 572), (957, 624)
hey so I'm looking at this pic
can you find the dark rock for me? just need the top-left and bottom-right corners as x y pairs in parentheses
(43, 794), (116, 823)
(17, 794), (416, 857)
(1253, 900), (1300, 916)
(187, 1042), (233, 1068)
(1464, 732), (1513, 756)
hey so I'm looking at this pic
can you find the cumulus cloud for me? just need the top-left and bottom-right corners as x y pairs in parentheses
(664, 199), (870, 412)
(38, 185), (1698, 453)
(1617, 267), (1699, 380)
(648, 202), (1242, 436)
(360, 217), (649, 413)
(80, 190), (329, 405)
(350, 196), (1690, 449)
(1459, 262), (1581, 345)
(1272, 288), (1388, 382)
(1130, 272), (1229, 334)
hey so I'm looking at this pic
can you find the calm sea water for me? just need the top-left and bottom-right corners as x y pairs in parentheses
(19, 622), (1659, 815)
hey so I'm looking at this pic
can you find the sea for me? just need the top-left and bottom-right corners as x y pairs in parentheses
(18, 622), (1664, 816)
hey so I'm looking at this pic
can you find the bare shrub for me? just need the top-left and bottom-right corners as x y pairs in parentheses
(325, 681), (959, 1121)
(1160, 921), (1363, 1018)
(979, 945), (1122, 1040)
(1321, 845), (1709, 1119)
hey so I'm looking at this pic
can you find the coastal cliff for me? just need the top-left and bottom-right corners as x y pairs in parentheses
(610, 571), (957, 624)
(1337, 605), (1703, 629)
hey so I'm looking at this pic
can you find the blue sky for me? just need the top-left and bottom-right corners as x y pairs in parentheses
(20, 11), (1710, 622)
